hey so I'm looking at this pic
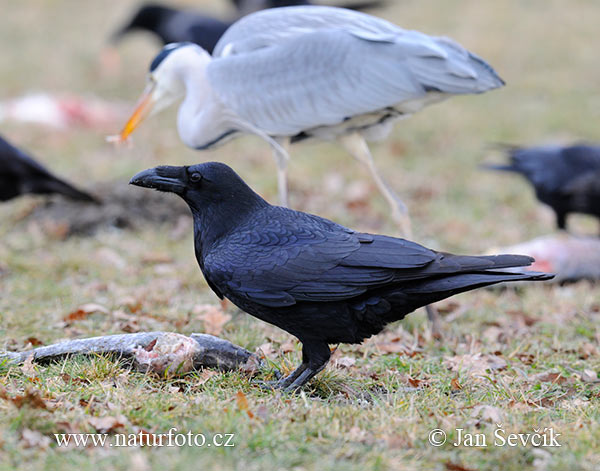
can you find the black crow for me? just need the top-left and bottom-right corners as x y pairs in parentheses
(130, 162), (552, 391)
(111, 1), (386, 53)
(0, 135), (96, 203)
(111, 4), (230, 54)
(485, 144), (600, 231)
(231, 0), (387, 15)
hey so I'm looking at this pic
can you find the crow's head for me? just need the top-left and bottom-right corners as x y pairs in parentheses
(130, 162), (268, 242)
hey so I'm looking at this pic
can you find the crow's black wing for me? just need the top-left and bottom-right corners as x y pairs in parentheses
(203, 207), (531, 307)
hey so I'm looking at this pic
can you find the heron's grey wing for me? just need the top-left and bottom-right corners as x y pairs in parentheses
(214, 5), (399, 56)
(207, 28), (503, 136)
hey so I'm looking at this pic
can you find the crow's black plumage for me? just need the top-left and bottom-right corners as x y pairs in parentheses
(231, 0), (386, 15)
(112, 1), (386, 53)
(485, 144), (600, 231)
(0, 135), (96, 203)
(111, 4), (230, 53)
(130, 162), (552, 390)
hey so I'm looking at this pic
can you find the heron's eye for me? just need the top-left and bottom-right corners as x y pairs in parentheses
(189, 172), (202, 183)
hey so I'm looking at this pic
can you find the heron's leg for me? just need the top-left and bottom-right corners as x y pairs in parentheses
(272, 137), (291, 208)
(425, 304), (442, 338)
(338, 133), (412, 238)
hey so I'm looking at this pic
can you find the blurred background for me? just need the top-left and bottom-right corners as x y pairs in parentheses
(1, 0), (599, 252)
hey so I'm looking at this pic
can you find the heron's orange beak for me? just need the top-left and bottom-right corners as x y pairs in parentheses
(117, 83), (156, 141)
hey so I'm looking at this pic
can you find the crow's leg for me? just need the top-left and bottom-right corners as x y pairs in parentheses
(338, 132), (412, 238)
(280, 341), (331, 392)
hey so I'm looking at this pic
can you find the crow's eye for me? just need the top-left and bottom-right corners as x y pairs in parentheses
(189, 172), (202, 183)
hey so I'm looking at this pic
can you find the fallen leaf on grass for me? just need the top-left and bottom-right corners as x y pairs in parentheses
(88, 415), (127, 433)
(444, 353), (507, 377)
(141, 252), (174, 265)
(256, 342), (276, 359)
(64, 303), (109, 322)
(193, 304), (231, 336)
(401, 375), (429, 388)
(279, 341), (296, 354)
(531, 372), (568, 385)
(21, 429), (51, 449)
(0, 387), (50, 410)
(445, 462), (475, 471)
(334, 356), (356, 369)
(235, 391), (254, 419)
(471, 405), (503, 424)
(196, 369), (218, 385)
(581, 369), (599, 383)
(20, 353), (37, 377)
(25, 337), (43, 347)
(451, 376), (463, 391)
(506, 310), (539, 326)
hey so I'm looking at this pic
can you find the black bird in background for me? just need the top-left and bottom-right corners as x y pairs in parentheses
(130, 162), (552, 391)
(111, 1), (386, 53)
(0, 135), (96, 203)
(231, 0), (387, 15)
(111, 4), (229, 53)
(485, 144), (600, 232)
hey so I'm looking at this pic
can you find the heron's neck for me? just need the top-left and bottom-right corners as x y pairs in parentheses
(177, 63), (232, 149)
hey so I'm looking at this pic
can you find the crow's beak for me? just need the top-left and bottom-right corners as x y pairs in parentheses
(129, 166), (186, 194)
(117, 81), (157, 142)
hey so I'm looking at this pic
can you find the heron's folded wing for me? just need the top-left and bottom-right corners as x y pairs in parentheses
(208, 27), (502, 136)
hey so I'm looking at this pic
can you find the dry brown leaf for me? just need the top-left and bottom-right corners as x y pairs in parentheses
(20, 353), (37, 378)
(279, 341), (296, 354)
(64, 303), (109, 322)
(0, 387), (49, 410)
(334, 356), (356, 369)
(21, 429), (51, 449)
(581, 369), (599, 383)
(532, 372), (567, 385)
(25, 337), (43, 347)
(95, 247), (126, 269)
(445, 462), (475, 471)
(406, 376), (429, 388)
(444, 353), (507, 376)
(88, 415), (126, 433)
(256, 342), (276, 359)
(579, 343), (598, 359)
(193, 304), (231, 336)
(141, 252), (174, 264)
(451, 376), (463, 391)
(507, 310), (539, 326)
(235, 391), (254, 418)
(471, 405), (503, 424)
(197, 369), (218, 385)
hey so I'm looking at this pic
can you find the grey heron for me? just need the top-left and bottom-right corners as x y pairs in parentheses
(116, 5), (504, 234)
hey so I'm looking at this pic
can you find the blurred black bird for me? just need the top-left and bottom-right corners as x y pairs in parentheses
(111, 4), (230, 53)
(231, 0), (387, 15)
(485, 144), (600, 232)
(111, 1), (386, 53)
(130, 162), (552, 391)
(0, 135), (96, 203)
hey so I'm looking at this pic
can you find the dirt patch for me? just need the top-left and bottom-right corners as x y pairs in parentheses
(17, 181), (191, 237)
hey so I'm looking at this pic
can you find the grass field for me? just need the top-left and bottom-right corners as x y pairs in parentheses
(1, 1), (600, 470)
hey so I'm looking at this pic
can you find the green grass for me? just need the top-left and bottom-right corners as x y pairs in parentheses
(1, 1), (600, 469)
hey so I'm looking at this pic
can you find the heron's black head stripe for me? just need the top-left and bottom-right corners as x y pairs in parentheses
(149, 42), (195, 72)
